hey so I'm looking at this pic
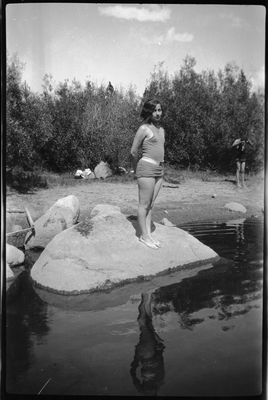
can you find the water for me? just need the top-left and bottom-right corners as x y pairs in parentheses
(5, 217), (264, 396)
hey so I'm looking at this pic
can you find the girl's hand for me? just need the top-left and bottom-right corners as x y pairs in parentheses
(232, 138), (241, 146)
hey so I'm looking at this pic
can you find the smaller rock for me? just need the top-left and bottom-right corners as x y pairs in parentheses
(94, 161), (112, 179)
(6, 243), (25, 266)
(161, 218), (175, 227)
(24, 195), (80, 250)
(164, 210), (169, 214)
(224, 202), (247, 213)
(212, 194), (217, 198)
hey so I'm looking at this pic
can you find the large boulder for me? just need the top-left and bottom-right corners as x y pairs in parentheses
(31, 204), (218, 294)
(224, 202), (247, 213)
(24, 195), (80, 250)
(94, 161), (112, 179)
(6, 263), (14, 280)
(6, 243), (25, 266)
(11, 225), (22, 232)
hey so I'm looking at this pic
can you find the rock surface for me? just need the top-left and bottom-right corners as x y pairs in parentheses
(6, 263), (14, 279)
(94, 161), (112, 179)
(6, 243), (25, 266)
(24, 195), (80, 250)
(31, 204), (218, 294)
(11, 225), (22, 232)
(224, 202), (247, 213)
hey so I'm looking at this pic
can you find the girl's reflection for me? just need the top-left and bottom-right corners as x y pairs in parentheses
(130, 290), (165, 396)
(226, 218), (245, 244)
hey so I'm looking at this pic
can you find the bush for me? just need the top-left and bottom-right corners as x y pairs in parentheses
(6, 53), (264, 175)
(6, 166), (48, 193)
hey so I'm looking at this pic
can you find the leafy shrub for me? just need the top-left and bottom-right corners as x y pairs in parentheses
(6, 52), (264, 176)
(6, 166), (48, 193)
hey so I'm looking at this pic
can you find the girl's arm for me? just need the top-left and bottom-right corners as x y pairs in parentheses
(231, 138), (241, 147)
(130, 125), (147, 174)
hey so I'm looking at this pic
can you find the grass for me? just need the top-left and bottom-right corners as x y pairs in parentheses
(163, 165), (224, 183)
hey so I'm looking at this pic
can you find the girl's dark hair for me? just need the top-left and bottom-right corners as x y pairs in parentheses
(140, 99), (163, 121)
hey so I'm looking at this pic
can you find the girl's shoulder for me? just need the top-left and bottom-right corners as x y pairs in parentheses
(144, 123), (165, 131)
(140, 124), (148, 129)
(136, 124), (149, 140)
(139, 124), (164, 137)
(138, 123), (148, 129)
(138, 124), (153, 135)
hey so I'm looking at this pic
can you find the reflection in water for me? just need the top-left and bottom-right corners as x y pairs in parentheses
(129, 218), (263, 396)
(130, 291), (165, 396)
(150, 218), (263, 331)
(6, 271), (50, 392)
(5, 217), (263, 396)
(178, 217), (263, 263)
(150, 259), (262, 332)
(226, 218), (245, 243)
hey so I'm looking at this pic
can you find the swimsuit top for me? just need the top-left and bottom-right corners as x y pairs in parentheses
(141, 125), (165, 163)
(236, 142), (246, 158)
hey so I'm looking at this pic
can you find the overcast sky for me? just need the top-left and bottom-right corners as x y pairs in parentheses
(6, 3), (265, 95)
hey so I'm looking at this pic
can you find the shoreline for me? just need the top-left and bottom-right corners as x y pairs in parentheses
(6, 177), (264, 230)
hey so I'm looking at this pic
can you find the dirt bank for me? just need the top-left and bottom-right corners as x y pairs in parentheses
(6, 176), (264, 230)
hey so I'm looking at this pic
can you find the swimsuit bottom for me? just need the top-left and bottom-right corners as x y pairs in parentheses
(236, 157), (246, 162)
(136, 159), (164, 178)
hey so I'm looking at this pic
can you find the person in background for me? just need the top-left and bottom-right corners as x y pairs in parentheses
(130, 99), (165, 249)
(231, 137), (253, 187)
(106, 81), (114, 97)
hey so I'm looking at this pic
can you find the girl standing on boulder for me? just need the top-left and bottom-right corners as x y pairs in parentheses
(131, 99), (165, 250)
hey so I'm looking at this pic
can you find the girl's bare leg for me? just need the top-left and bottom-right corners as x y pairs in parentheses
(241, 162), (246, 187)
(145, 208), (160, 247)
(236, 162), (241, 186)
(137, 177), (158, 249)
(147, 177), (163, 247)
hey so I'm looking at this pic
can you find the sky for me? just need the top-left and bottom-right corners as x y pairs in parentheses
(5, 3), (265, 96)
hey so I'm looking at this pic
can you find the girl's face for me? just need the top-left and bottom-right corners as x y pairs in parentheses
(151, 103), (162, 123)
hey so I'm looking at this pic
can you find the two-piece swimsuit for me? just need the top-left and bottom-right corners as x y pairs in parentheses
(236, 142), (246, 162)
(135, 125), (165, 178)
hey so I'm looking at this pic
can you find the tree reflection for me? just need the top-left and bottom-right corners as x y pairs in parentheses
(150, 257), (262, 330)
(5, 271), (50, 391)
(130, 291), (165, 396)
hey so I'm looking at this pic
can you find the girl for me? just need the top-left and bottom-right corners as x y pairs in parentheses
(131, 99), (165, 249)
(231, 138), (253, 187)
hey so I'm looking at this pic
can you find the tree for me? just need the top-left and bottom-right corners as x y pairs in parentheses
(6, 52), (34, 170)
(6, 52), (264, 176)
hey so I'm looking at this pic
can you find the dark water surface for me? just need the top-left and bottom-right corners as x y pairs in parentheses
(5, 217), (264, 396)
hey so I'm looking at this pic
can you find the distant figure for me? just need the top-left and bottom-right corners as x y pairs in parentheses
(106, 81), (114, 97)
(231, 138), (253, 187)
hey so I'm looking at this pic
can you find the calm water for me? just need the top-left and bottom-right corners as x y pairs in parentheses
(5, 217), (264, 396)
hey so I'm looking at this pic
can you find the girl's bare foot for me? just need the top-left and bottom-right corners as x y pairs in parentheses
(140, 236), (158, 249)
(149, 235), (161, 247)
